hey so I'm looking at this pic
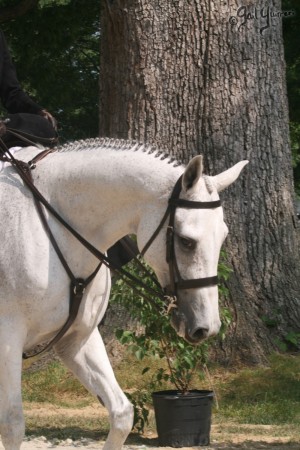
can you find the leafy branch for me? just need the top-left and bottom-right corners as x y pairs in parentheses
(110, 252), (232, 431)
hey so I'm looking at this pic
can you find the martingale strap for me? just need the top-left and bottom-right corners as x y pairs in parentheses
(0, 145), (105, 358)
(9, 148), (103, 359)
(0, 143), (167, 360)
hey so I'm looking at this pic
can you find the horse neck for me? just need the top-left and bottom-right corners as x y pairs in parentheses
(38, 146), (183, 251)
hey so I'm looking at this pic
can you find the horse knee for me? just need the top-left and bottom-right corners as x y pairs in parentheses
(111, 400), (134, 438)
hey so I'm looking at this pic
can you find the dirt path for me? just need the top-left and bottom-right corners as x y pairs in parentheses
(0, 403), (298, 450)
(0, 437), (299, 450)
(2, 426), (297, 450)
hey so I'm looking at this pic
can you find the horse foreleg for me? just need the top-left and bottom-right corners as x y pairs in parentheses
(0, 320), (25, 450)
(55, 328), (134, 450)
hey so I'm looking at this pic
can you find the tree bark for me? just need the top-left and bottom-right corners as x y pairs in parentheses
(100, 0), (300, 364)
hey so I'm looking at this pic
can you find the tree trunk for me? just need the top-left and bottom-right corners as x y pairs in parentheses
(100, 0), (300, 364)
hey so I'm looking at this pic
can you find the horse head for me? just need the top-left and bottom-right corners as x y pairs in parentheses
(138, 155), (248, 344)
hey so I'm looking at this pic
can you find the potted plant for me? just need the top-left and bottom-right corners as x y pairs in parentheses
(110, 252), (231, 446)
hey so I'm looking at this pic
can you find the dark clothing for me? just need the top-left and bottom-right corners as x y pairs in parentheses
(0, 31), (42, 115)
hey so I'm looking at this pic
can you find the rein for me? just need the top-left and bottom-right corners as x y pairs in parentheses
(0, 141), (221, 358)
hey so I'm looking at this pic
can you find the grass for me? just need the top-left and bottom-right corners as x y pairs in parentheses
(21, 352), (300, 442)
(25, 415), (109, 441)
(22, 361), (94, 407)
(215, 353), (300, 426)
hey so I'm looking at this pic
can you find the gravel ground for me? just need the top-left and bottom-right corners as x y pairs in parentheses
(1, 404), (298, 450)
(0, 436), (299, 450)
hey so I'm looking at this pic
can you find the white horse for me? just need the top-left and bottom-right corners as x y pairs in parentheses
(0, 139), (247, 450)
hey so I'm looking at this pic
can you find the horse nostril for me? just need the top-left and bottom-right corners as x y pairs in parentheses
(191, 328), (209, 341)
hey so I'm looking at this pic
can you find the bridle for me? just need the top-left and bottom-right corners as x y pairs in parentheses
(0, 143), (221, 357)
(141, 174), (221, 310)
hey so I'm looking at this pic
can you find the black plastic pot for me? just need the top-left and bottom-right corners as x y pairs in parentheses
(152, 390), (214, 448)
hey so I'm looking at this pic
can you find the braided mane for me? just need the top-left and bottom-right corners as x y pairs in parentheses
(57, 138), (183, 167)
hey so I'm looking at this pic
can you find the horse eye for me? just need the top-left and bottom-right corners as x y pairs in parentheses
(179, 236), (196, 250)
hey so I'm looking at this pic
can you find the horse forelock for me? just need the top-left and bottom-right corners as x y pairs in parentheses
(57, 138), (183, 167)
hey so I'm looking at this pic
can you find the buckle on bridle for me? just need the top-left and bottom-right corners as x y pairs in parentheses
(28, 160), (36, 170)
(165, 295), (178, 315)
(163, 284), (178, 315)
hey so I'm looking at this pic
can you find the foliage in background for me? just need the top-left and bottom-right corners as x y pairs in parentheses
(110, 252), (232, 431)
(0, 0), (100, 142)
(0, 1), (298, 192)
(290, 123), (300, 196)
(282, 0), (300, 194)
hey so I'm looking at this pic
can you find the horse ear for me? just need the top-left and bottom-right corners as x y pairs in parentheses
(212, 160), (249, 192)
(182, 155), (203, 192)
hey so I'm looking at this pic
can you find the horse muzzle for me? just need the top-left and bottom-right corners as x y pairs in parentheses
(170, 307), (221, 344)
